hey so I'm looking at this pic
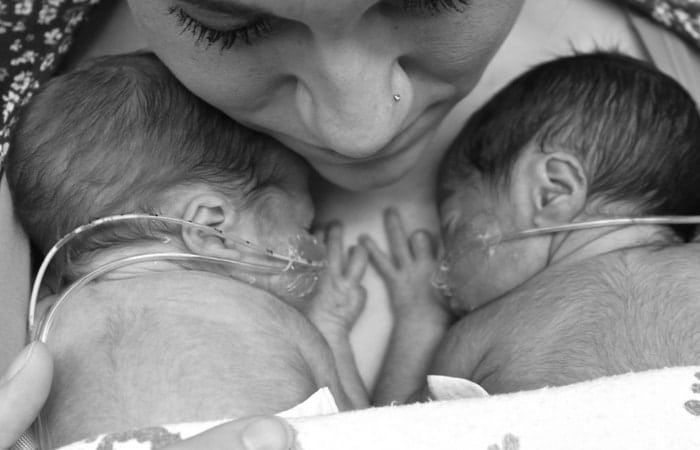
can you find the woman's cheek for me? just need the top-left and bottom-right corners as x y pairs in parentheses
(159, 48), (279, 115)
(408, 7), (522, 94)
(129, 1), (280, 115)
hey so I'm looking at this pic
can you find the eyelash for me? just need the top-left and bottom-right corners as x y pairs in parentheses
(168, 7), (273, 50)
(403, 0), (471, 14)
(169, 0), (470, 51)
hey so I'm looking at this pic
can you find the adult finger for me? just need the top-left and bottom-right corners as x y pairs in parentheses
(162, 416), (295, 450)
(0, 342), (53, 450)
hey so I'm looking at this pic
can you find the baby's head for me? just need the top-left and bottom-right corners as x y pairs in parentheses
(7, 52), (315, 288)
(437, 52), (700, 311)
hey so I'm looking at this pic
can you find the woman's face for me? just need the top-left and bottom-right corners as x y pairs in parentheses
(127, 0), (524, 190)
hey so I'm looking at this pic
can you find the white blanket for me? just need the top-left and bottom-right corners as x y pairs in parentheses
(291, 367), (700, 450)
(56, 366), (700, 450)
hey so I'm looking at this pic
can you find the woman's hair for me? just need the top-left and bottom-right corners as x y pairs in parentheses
(6, 52), (292, 282)
(441, 51), (700, 220)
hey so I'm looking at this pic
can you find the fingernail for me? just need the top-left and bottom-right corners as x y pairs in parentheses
(242, 417), (294, 450)
(0, 342), (37, 384)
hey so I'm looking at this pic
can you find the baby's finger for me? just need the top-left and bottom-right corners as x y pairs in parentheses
(325, 223), (345, 275)
(360, 235), (396, 278)
(384, 208), (411, 265)
(344, 245), (369, 281)
(410, 230), (435, 260)
(349, 284), (368, 314)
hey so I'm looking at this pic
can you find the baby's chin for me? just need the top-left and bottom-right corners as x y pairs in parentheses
(449, 285), (494, 314)
(448, 266), (523, 313)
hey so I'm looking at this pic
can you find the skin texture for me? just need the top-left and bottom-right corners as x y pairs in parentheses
(3, 0), (651, 387)
(125, 0), (524, 191)
(361, 209), (451, 405)
(0, 343), (52, 450)
(29, 155), (367, 446)
(0, 0), (660, 447)
(41, 271), (352, 448)
(366, 140), (700, 403)
(431, 244), (700, 393)
(305, 223), (370, 409)
(0, 178), (30, 375)
(30, 144), (366, 446)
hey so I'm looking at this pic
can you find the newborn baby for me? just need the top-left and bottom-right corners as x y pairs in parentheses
(6, 52), (368, 447)
(357, 52), (700, 403)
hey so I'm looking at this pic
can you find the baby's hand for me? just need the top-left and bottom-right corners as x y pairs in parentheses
(361, 208), (452, 327)
(305, 223), (368, 338)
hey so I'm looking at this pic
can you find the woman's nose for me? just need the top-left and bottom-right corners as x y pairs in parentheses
(294, 40), (413, 159)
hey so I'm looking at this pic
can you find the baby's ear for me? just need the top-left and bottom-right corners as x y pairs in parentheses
(530, 151), (588, 227)
(180, 193), (242, 259)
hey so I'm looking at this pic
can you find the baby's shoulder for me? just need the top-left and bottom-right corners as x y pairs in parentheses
(588, 242), (700, 300)
(436, 244), (700, 392)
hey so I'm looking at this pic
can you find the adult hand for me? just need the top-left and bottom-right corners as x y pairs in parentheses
(0, 342), (53, 450)
(162, 416), (296, 450)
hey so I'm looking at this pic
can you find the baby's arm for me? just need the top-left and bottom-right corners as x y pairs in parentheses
(362, 209), (454, 406)
(305, 223), (370, 409)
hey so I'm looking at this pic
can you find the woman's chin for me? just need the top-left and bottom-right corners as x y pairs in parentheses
(313, 162), (409, 191)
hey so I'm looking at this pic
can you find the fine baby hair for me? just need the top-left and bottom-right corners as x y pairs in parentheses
(440, 51), (700, 238)
(6, 52), (296, 285)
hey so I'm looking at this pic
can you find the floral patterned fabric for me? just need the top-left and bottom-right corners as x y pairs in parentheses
(0, 0), (100, 175)
(1, 0), (700, 175)
(622, 0), (700, 46)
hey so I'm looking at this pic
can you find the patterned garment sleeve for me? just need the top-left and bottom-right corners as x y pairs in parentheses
(0, 0), (101, 174)
(621, 0), (700, 48)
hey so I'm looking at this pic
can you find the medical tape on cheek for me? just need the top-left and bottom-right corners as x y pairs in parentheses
(29, 221), (327, 448)
(431, 212), (504, 298)
(28, 215), (329, 335)
(469, 212), (504, 255)
(431, 215), (700, 302)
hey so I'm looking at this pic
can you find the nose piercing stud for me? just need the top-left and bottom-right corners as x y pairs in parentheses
(393, 94), (401, 102)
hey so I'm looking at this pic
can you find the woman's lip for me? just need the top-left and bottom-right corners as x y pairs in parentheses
(310, 105), (442, 164)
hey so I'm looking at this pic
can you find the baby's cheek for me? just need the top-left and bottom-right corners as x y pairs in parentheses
(444, 237), (529, 312)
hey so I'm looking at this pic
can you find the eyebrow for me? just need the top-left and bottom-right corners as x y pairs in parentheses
(176, 0), (270, 15)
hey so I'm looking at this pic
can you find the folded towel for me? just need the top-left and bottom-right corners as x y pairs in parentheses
(54, 366), (700, 450)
